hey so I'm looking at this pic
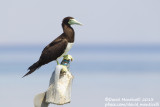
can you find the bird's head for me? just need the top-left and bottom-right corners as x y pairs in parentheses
(62, 17), (82, 26)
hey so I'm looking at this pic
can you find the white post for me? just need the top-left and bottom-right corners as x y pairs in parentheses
(34, 92), (48, 107)
(34, 55), (74, 107)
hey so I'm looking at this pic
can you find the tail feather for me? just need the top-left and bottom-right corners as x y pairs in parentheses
(22, 61), (40, 78)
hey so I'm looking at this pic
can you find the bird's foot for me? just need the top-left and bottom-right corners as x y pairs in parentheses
(56, 60), (60, 65)
(63, 55), (73, 61)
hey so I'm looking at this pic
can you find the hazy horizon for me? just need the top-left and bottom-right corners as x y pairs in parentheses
(1, 0), (160, 107)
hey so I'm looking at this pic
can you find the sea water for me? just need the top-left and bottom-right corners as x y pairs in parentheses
(0, 45), (160, 107)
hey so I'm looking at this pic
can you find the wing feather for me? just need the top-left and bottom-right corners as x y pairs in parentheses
(38, 38), (68, 65)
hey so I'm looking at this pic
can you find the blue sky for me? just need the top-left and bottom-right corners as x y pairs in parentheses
(1, 0), (160, 46)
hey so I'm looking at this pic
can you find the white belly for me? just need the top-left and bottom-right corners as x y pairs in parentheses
(58, 43), (74, 59)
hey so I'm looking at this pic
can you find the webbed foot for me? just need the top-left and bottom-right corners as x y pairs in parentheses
(56, 60), (60, 65)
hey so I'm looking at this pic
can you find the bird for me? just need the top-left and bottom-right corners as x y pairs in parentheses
(23, 17), (82, 77)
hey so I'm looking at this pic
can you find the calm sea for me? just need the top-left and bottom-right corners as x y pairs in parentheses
(1, 44), (160, 74)
(0, 44), (160, 107)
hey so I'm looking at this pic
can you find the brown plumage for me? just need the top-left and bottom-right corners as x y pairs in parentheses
(22, 17), (81, 77)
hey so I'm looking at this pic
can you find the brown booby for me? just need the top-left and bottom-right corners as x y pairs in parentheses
(23, 17), (82, 77)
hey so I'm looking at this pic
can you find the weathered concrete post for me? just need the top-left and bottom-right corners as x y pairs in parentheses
(34, 55), (74, 107)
